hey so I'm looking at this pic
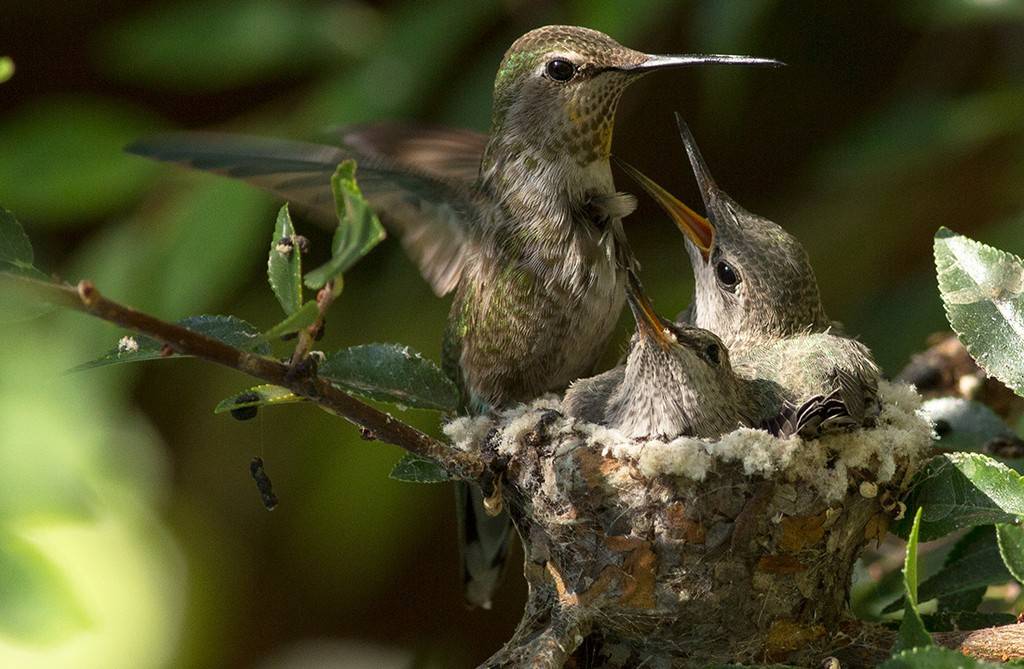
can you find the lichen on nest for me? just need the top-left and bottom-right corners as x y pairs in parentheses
(444, 381), (932, 501)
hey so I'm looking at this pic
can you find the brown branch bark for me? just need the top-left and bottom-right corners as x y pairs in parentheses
(4, 272), (481, 479)
(828, 619), (1024, 666)
(937, 623), (1024, 663)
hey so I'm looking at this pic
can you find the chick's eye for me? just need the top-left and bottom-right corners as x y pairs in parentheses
(545, 59), (577, 82)
(704, 343), (720, 365)
(715, 260), (740, 290)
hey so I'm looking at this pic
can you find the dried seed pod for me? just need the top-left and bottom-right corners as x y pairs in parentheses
(250, 456), (278, 510)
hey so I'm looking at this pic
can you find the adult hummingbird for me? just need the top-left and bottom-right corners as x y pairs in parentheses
(564, 271), (787, 440)
(617, 114), (880, 436)
(128, 27), (781, 608)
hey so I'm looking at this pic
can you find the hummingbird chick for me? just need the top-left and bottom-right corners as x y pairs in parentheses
(564, 272), (786, 440)
(127, 27), (781, 608)
(618, 115), (881, 437)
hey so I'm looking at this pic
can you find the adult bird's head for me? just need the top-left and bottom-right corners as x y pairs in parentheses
(483, 26), (782, 173)
(618, 114), (829, 348)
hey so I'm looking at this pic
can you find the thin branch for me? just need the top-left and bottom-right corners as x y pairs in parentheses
(5, 272), (482, 479)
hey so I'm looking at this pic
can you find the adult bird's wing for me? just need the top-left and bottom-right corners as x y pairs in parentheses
(127, 132), (483, 296)
(326, 122), (488, 185)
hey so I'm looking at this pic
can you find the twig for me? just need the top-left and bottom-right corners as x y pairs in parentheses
(5, 273), (482, 478)
(288, 280), (335, 368)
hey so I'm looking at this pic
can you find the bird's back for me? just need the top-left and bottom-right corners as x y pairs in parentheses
(735, 332), (881, 431)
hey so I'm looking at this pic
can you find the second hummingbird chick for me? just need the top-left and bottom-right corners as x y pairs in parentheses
(618, 116), (881, 437)
(564, 274), (784, 440)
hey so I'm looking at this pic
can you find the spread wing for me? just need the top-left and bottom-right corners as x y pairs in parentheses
(326, 121), (488, 185)
(127, 131), (484, 296)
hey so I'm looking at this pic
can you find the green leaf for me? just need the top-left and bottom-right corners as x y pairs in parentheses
(894, 453), (1024, 541)
(0, 207), (45, 279)
(389, 454), (451, 483)
(304, 161), (386, 289)
(881, 646), (1007, 669)
(996, 521), (1024, 583)
(852, 561), (906, 621)
(267, 204), (303, 316)
(0, 56), (13, 84)
(896, 507), (933, 652)
(0, 209), (56, 322)
(886, 526), (1010, 613)
(934, 587), (985, 615)
(318, 343), (458, 411)
(935, 227), (1024, 398)
(0, 97), (159, 224)
(213, 384), (303, 414)
(0, 530), (91, 643)
(921, 528), (1007, 606)
(71, 315), (270, 372)
(262, 300), (321, 340)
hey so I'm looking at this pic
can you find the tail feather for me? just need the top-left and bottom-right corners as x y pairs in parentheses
(456, 481), (512, 609)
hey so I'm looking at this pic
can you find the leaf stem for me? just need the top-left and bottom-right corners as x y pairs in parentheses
(4, 273), (482, 478)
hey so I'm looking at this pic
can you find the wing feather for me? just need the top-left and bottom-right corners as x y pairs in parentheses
(127, 131), (482, 296)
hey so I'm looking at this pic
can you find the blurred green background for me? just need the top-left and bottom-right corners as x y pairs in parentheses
(1, 1), (1023, 667)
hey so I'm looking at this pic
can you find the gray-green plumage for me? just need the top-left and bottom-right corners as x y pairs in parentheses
(126, 28), (780, 607)
(620, 115), (880, 435)
(564, 273), (786, 440)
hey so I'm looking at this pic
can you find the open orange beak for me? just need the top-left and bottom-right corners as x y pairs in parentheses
(625, 271), (674, 349)
(614, 158), (715, 259)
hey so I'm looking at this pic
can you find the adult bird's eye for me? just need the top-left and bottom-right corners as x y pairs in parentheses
(704, 343), (721, 365)
(545, 59), (577, 82)
(715, 260), (740, 291)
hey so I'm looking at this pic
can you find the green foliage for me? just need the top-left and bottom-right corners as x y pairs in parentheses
(72, 315), (270, 372)
(0, 531), (90, 643)
(885, 526), (1009, 613)
(895, 508), (933, 653)
(0, 207), (54, 322)
(894, 453), (1024, 541)
(0, 207), (45, 279)
(213, 384), (302, 414)
(0, 97), (159, 224)
(267, 204), (303, 316)
(263, 301), (321, 340)
(851, 562), (906, 621)
(996, 521), (1024, 583)
(881, 646), (1008, 669)
(919, 611), (1017, 633)
(0, 57), (13, 84)
(935, 228), (1024, 398)
(389, 454), (451, 483)
(920, 397), (1021, 454)
(95, 0), (380, 92)
(318, 343), (458, 412)
(935, 525), (1000, 614)
(304, 161), (386, 289)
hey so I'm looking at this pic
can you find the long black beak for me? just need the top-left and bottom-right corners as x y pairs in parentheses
(620, 53), (784, 73)
(674, 112), (721, 215)
(625, 271), (674, 349)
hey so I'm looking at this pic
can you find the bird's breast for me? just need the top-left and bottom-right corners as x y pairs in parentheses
(454, 220), (626, 409)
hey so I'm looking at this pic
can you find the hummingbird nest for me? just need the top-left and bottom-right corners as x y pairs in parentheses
(445, 381), (933, 668)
